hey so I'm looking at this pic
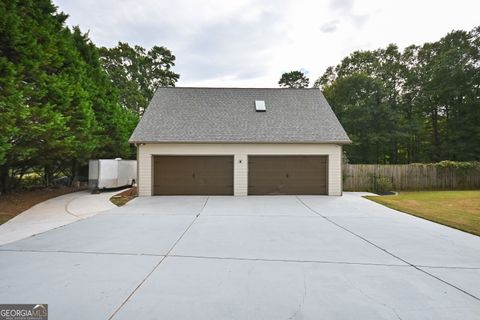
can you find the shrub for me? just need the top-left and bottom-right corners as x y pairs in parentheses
(411, 161), (480, 170)
(369, 175), (393, 194)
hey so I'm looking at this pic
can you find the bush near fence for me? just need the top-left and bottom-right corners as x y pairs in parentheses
(343, 161), (480, 191)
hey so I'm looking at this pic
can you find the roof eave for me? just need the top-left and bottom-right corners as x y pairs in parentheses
(129, 139), (352, 145)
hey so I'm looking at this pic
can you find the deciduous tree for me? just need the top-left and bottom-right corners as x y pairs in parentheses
(315, 27), (480, 164)
(100, 43), (179, 115)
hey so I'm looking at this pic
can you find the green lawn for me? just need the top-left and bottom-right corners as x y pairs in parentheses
(366, 190), (480, 236)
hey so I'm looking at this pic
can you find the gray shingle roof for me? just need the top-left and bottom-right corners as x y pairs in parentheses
(129, 87), (351, 144)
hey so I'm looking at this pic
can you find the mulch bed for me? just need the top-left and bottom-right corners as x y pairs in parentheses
(110, 187), (137, 207)
(0, 187), (85, 224)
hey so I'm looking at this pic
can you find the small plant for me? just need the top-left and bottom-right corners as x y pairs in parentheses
(369, 175), (393, 195)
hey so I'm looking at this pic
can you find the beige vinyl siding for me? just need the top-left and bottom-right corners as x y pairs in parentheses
(234, 154), (248, 196)
(328, 145), (342, 195)
(137, 143), (343, 196)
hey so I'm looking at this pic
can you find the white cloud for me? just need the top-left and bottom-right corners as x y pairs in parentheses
(54, 0), (480, 87)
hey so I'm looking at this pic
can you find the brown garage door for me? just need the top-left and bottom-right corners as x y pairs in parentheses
(153, 156), (233, 195)
(248, 156), (327, 195)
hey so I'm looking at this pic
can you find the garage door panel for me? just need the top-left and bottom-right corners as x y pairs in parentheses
(154, 156), (233, 195)
(248, 156), (327, 195)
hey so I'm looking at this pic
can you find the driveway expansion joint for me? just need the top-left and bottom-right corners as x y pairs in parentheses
(64, 197), (83, 219)
(295, 196), (480, 302)
(107, 196), (211, 320)
(416, 265), (480, 270)
(168, 254), (410, 267)
(202, 214), (323, 218)
(0, 248), (164, 257)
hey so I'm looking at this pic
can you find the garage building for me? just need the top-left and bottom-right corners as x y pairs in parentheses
(129, 87), (351, 196)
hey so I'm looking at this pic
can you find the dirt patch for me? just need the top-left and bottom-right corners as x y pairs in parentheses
(110, 187), (137, 207)
(0, 187), (85, 225)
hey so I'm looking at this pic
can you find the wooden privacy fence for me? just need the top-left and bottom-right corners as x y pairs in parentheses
(343, 164), (480, 191)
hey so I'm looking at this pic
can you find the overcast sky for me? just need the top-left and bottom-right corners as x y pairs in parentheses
(53, 0), (479, 87)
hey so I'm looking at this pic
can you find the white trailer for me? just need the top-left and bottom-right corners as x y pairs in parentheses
(88, 159), (137, 189)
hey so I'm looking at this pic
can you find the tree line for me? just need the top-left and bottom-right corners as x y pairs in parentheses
(1, 1), (478, 193)
(280, 26), (480, 164)
(0, 0), (179, 193)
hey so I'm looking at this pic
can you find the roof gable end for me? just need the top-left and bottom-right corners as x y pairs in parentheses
(129, 87), (351, 144)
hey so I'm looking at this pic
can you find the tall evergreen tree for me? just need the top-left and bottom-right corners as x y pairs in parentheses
(279, 70), (309, 88)
(0, 0), (163, 192)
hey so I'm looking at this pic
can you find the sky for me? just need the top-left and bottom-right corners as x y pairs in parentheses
(53, 0), (480, 87)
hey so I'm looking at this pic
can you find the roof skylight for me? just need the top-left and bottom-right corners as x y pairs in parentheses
(255, 100), (266, 112)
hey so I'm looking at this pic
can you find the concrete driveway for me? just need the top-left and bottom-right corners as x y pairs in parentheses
(0, 193), (479, 319)
(0, 189), (122, 245)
